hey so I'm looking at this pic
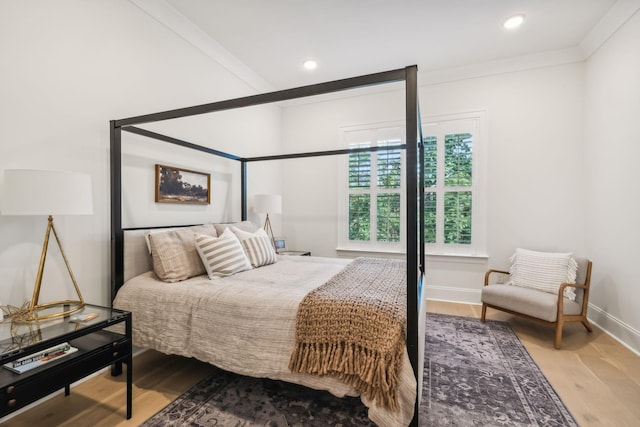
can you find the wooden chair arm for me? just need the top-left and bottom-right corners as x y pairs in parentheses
(559, 282), (588, 291)
(484, 269), (509, 286)
(557, 282), (589, 314)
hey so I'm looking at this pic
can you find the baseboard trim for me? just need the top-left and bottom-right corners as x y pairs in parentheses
(588, 303), (640, 357)
(425, 285), (481, 305)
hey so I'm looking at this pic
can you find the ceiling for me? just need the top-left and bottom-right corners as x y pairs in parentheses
(133, 0), (636, 91)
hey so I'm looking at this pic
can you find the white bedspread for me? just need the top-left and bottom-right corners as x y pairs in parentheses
(113, 255), (416, 426)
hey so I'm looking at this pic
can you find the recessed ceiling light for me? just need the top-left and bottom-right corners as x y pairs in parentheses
(303, 59), (317, 70)
(503, 14), (525, 30)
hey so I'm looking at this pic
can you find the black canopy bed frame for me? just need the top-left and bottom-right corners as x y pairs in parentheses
(110, 65), (425, 426)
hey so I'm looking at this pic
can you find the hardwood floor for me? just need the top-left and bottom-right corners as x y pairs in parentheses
(1, 300), (639, 426)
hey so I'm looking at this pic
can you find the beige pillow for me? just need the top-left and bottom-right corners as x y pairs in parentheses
(195, 228), (252, 279)
(148, 224), (217, 282)
(231, 226), (277, 268)
(507, 248), (578, 300)
(213, 220), (257, 236)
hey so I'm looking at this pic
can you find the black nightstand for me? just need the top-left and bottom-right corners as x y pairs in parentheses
(0, 304), (132, 419)
(278, 250), (311, 256)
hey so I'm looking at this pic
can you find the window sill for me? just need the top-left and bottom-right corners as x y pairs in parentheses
(336, 247), (488, 263)
(425, 252), (489, 264)
(336, 247), (406, 258)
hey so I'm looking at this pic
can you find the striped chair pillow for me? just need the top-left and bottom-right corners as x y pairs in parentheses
(195, 228), (251, 279)
(507, 248), (578, 300)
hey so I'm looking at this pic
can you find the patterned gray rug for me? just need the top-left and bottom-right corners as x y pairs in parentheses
(142, 313), (577, 426)
(421, 313), (577, 426)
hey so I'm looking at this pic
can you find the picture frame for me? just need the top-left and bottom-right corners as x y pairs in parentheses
(155, 164), (210, 205)
(274, 238), (286, 251)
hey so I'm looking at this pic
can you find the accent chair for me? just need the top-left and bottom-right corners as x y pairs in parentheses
(481, 256), (593, 349)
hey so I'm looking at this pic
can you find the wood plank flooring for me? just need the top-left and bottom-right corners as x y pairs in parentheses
(1, 300), (639, 426)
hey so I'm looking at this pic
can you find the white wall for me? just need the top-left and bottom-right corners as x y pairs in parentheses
(425, 63), (587, 301)
(0, 0), (281, 308)
(280, 86), (406, 257)
(583, 10), (640, 353)
(281, 63), (586, 304)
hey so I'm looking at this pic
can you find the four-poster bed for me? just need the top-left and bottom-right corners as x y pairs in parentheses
(110, 65), (425, 426)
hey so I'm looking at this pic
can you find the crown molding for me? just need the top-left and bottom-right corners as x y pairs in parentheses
(420, 0), (640, 87)
(418, 47), (584, 86)
(129, 0), (274, 93)
(579, 0), (640, 59)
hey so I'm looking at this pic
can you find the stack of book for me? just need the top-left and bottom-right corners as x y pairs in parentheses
(3, 342), (78, 374)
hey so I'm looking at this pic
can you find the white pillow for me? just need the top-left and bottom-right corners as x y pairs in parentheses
(231, 226), (277, 268)
(194, 228), (251, 279)
(507, 248), (577, 300)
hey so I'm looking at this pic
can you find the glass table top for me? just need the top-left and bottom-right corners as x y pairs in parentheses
(0, 304), (128, 358)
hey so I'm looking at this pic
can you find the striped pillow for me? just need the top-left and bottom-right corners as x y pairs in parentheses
(507, 248), (578, 300)
(242, 235), (277, 267)
(232, 226), (277, 268)
(194, 228), (251, 279)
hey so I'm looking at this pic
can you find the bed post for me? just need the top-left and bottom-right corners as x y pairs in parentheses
(418, 110), (425, 273)
(110, 120), (123, 304)
(241, 160), (247, 221)
(404, 65), (420, 427)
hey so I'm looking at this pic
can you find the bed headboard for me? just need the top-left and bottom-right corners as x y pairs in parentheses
(123, 229), (155, 283)
(121, 221), (258, 284)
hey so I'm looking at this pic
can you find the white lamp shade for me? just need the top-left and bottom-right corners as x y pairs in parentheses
(253, 194), (281, 214)
(2, 169), (94, 216)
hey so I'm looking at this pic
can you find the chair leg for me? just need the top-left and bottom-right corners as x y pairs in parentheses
(581, 318), (593, 333)
(554, 320), (564, 349)
(481, 304), (487, 322)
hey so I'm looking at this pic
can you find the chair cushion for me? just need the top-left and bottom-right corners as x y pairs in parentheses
(507, 248), (578, 301)
(481, 284), (582, 322)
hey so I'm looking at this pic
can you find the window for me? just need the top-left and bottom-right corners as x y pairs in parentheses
(338, 112), (485, 256)
(422, 112), (486, 255)
(423, 133), (473, 244)
(339, 125), (405, 252)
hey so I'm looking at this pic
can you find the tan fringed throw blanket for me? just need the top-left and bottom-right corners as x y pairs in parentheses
(289, 257), (407, 411)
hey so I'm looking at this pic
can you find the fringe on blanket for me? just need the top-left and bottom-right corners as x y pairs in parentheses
(289, 339), (404, 411)
(288, 257), (407, 412)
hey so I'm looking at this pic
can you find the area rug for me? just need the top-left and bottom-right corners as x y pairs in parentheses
(142, 313), (577, 426)
(421, 313), (578, 427)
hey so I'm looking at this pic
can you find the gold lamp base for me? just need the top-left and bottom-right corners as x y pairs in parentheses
(20, 215), (86, 323)
(22, 300), (86, 322)
(263, 213), (277, 249)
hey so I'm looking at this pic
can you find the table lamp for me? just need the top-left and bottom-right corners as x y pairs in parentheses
(1, 169), (93, 321)
(253, 194), (281, 248)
